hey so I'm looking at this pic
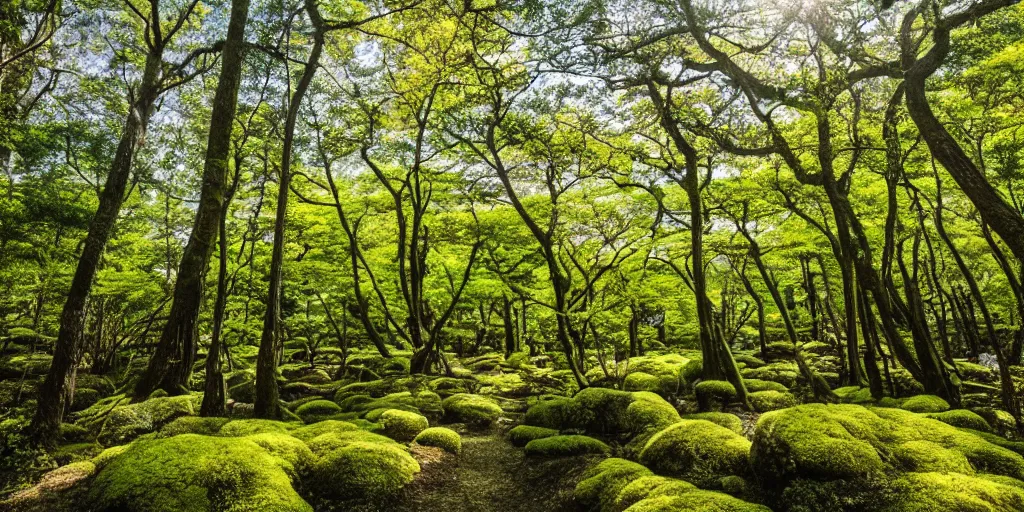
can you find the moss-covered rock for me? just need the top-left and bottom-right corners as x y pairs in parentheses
(294, 399), (342, 423)
(750, 403), (1024, 510)
(623, 491), (771, 512)
(900, 395), (950, 413)
(524, 435), (610, 457)
(507, 425), (560, 447)
(413, 427), (461, 454)
(379, 409), (429, 442)
(926, 409), (992, 433)
(158, 416), (229, 437)
(244, 432), (315, 472)
(614, 475), (697, 510)
(574, 458), (653, 511)
(694, 380), (737, 411)
(639, 420), (752, 488)
(741, 362), (799, 388)
(86, 434), (312, 511)
(306, 431), (420, 501)
(743, 379), (788, 393)
(886, 471), (1024, 512)
(749, 390), (797, 412)
(522, 388), (680, 440)
(92, 395), (200, 445)
(217, 418), (298, 437)
(680, 413), (743, 435)
(624, 372), (663, 393)
(289, 419), (359, 442)
(441, 393), (503, 425)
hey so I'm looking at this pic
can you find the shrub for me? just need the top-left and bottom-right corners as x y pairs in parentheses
(414, 427), (461, 454)
(379, 409), (429, 442)
(524, 435), (610, 457)
(86, 434), (312, 511)
(441, 393), (502, 425)
(638, 420), (752, 488)
(507, 425), (559, 447)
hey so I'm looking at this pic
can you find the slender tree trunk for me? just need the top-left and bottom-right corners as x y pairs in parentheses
(134, 0), (250, 399)
(32, 48), (163, 446)
(255, 21), (323, 418)
(200, 206), (230, 416)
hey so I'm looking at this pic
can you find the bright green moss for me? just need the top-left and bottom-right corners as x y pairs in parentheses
(306, 434), (420, 501)
(741, 362), (799, 387)
(732, 354), (765, 369)
(900, 395), (951, 413)
(743, 379), (787, 393)
(614, 475), (696, 511)
(379, 409), (429, 441)
(626, 392), (682, 433)
(719, 475), (748, 496)
(680, 359), (704, 384)
(624, 372), (662, 393)
(507, 425), (559, 447)
(926, 409), (992, 432)
(158, 416), (229, 437)
(680, 413), (743, 435)
(441, 393), (503, 424)
(523, 398), (573, 429)
(955, 361), (996, 382)
(91, 445), (129, 469)
(886, 471), (1024, 512)
(414, 427), (461, 454)
(94, 395), (200, 445)
(294, 400), (342, 423)
(243, 433), (314, 472)
(427, 377), (475, 395)
(524, 435), (610, 457)
(748, 390), (797, 412)
(574, 458), (653, 511)
(639, 420), (751, 488)
(833, 386), (875, 404)
(624, 491), (771, 512)
(289, 419), (359, 442)
(891, 440), (974, 474)
(694, 380), (737, 411)
(87, 434), (312, 512)
(218, 419), (298, 437)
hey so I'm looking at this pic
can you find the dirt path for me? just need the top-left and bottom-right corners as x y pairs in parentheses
(384, 431), (597, 512)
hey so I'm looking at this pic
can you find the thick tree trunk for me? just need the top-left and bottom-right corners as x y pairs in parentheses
(31, 49), (163, 446)
(134, 0), (250, 399)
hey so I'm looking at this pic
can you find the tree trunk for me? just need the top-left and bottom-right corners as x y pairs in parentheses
(31, 48), (163, 446)
(134, 0), (251, 399)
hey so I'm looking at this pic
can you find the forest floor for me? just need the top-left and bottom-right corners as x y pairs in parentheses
(383, 430), (595, 512)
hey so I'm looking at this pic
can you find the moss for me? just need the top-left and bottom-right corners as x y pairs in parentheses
(719, 475), (748, 496)
(522, 398), (573, 429)
(680, 359), (704, 384)
(625, 392), (682, 433)
(681, 413), (743, 435)
(624, 372), (663, 393)
(228, 379), (255, 403)
(306, 432), (420, 501)
(749, 390), (798, 412)
(379, 409), (429, 442)
(87, 434), (312, 511)
(741, 362), (799, 388)
(615, 475), (697, 510)
(218, 419), (298, 437)
(441, 393), (503, 425)
(743, 379), (787, 393)
(289, 419), (359, 442)
(574, 458), (653, 511)
(732, 354), (765, 369)
(522, 389), (679, 440)
(694, 380), (737, 411)
(91, 445), (129, 469)
(524, 435), (610, 457)
(158, 416), (229, 437)
(891, 440), (974, 474)
(887, 471), (1024, 512)
(834, 386), (876, 404)
(243, 432), (314, 472)
(59, 422), (90, 442)
(338, 390), (442, 419)
(294, 400), (343, 423)
(752, 404), (1024, 494)
(95, 395), (200, 445)
(333, 379), (406, 400)
(900, 395), (951, 413)
(413, 427), (461, 454)
(477, 373), (532, 397)
(955, 361), (996, 383)
(70, 388), (101, 412)
(623, 491), (771, 512)
(427, 377), (475, 395)
(926, 409), (993, 432)
(3, 460), (96, 511)
(507, 425), (560, 447)
(639, 420), (752, 488)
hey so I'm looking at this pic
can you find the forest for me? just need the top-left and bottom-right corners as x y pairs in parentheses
(2, 0), (1024, 509)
